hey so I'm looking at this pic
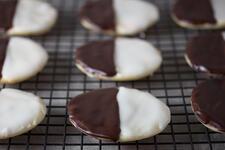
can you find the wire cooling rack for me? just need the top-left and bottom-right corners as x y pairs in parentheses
(1, 0), (225, 149)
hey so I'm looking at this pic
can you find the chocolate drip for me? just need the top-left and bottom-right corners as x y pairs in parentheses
(80, 0), (115, 31)
(186, 33), (225, 74)
(68, 88), (120, 141)
(0, 0), (18, 32)
(76, 40), (116, 77)
(0, 38), (9, 78)
(173, 0), (216, 24)
(192, 79), (225, 132)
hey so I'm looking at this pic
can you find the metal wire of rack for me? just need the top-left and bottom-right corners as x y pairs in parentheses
(0, 0), (225, 149)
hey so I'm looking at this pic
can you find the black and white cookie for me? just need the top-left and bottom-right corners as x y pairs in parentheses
(172, 0), (225, 29)
(0, 0), (57, 36)
(0, 37), (48, 84)
(0, 88), (46, 139)
(185, 32), (225, 75)
(191, 79), (225, 133)
(75, 38), (162, 81)
(68, 87), (171, 142)
(80, 0), (159, 35)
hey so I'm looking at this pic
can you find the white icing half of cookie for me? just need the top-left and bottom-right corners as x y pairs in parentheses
(117, 87), (171, 142)
(112, 38), (162, 81)
(211, 0), (225, 25)
(8, 0), (58, 36)
(222, 32), (225, 39)
(1, 37), (48, 84)
(0, 88), (46, 139)
(114, 0), (159, 35)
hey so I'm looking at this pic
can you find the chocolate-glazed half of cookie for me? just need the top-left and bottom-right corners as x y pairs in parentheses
(75, 38), (162, 81)
(0, 0), (18, 32)
(172, 0), (225, 29)
(68, 87), (171, 142)
(0, 37), (48, 84)
(185, 32), (225, 75)
(0, 0), (58, 36)
(79, 0), (159, 35)
(0, 88), (46, 139)
(191, 79), (225, 132)
(80, 0), (115, 33)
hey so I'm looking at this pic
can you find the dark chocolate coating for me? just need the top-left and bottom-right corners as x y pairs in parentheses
(186, 33), (225, 74)
(173, 0), (216, 25)
(68, 88), (120, 141)
(0, 0), (17, 31)
(79, 0), (115, 31)
(76, 40), (116, 77)
(192, 79), (225, 132)
(0, 38), (9, 78)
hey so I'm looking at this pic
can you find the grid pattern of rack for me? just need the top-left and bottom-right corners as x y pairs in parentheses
(1, 0), (225, 149)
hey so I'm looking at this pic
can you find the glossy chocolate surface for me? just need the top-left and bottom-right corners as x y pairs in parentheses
(0, 0), (17, 31)
(80, 0), (115, 31)
(68, 88), (120, 141)
(173, 0), (216, 24)
(186, 33), (225, 74)
(76, 40), (116, 77)
(192, 79), (225, 132)
(0, 38), (9, 78)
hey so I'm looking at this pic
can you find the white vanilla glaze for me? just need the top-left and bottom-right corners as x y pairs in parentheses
(113, 38), (162, 80)
(114, 0), (159, 35)
(117, 87), (171, 142)
(8, 0), (58, 35)
(222, 32), (225, 40)
(1, 37), (48, 83)
(211, 0), (225, 25)
(0, 88), (46, 139)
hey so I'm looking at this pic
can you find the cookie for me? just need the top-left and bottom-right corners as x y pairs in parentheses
(68, 87), (171, 142)
(191, 79), (225, 133)
(75, 38), (162, 81)
(80, 0), (159, 35)
(0, 37), (48, 84)
(0, 0), (58, 36)
(172, 0), (225, 29)
(0, 88), (46, 139)
(185, 32), (225, 75)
